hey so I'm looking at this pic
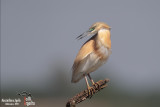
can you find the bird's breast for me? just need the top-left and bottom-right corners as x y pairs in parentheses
(94, 45), (111, 61)
(97, 29), (111, 49)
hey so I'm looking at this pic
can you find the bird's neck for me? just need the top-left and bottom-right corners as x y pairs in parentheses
(96, 29), (111, 49)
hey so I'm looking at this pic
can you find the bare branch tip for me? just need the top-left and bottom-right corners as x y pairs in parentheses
(66, 78), (109, 107)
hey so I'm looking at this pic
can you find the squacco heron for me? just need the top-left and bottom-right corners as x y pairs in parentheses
(71, 22), (111, 94)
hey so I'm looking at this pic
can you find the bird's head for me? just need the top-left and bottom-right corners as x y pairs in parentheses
(76, 22), (111, 40)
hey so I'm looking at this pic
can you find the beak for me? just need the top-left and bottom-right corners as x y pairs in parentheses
(76, 30), (97, 40)
(76, 31), (90, 40)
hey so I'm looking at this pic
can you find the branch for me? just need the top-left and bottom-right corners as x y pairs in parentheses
(66, 79), (109, 107)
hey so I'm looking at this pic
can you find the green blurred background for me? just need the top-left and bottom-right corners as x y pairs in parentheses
(1, 0), (160, 107)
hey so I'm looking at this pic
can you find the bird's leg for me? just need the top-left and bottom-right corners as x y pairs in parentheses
(84, 75), (94, 98)
(88, 74), (95, 85)
(88, 74), (101, 90)
(88, 74), (97, 93)
(84, 75), (90, 88)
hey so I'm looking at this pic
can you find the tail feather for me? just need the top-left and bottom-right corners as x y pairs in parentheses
(71, 73), (84, 83)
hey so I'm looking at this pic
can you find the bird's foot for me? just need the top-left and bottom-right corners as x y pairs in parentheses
(94, 82), (101, 90)
(87, 86), (95, 98)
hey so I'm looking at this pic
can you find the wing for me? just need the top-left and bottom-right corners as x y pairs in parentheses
(71, 39), (95, 83)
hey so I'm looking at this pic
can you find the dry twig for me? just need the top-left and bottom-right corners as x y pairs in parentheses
(66, 79), (109, 107)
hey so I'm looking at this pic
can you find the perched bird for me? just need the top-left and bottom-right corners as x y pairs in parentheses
(71, 22), (111, 91)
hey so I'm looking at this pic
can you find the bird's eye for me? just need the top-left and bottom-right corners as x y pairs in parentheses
(89, 27), (95, 32)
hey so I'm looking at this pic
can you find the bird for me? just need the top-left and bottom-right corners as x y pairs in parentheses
(71, 22), (111, 93)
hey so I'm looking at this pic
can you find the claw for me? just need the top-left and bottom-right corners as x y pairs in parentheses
(87, 86), (95, 98)
(94, 82), (101, 90)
